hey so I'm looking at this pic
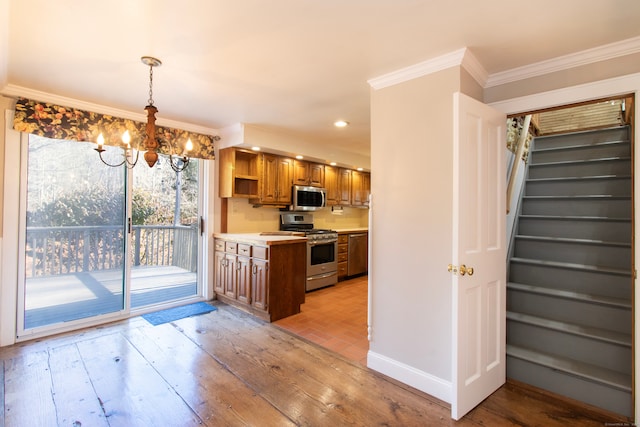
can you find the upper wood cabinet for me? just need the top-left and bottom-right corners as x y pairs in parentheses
(324, 165), (339, 205)
(351, 170), (370, 207)
(293, 160), (325, 188)
(255, 153), (293, 205)
(338, 168), (352, 206)
(218, 148), (260, 198)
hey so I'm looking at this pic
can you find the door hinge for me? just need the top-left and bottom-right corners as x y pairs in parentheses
(128, 217), (132, 234)
(199, 216), (205, 236)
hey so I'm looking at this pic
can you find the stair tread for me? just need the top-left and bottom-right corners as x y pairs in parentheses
(533, 140), (629, 153)
(507, 282), (631, 310)
(519, 214), (631, 222)
(506, 344), (632, 391)
(515, 234), (631, 248)
(527, 175), (631, 183)
(510, 257), (631, 276)
(522, 194), (630, 200)
(534, 126), (627, 141)
(529, 156), (631, 168)
(507, 310), (631, 347)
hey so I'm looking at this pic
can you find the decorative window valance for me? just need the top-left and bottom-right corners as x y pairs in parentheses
(13, 97), (218, 160)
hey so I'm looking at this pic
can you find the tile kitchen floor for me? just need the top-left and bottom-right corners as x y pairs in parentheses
(274, 275), (369, 365)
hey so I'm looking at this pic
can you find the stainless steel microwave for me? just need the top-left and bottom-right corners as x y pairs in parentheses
(290, 185), (327, 211)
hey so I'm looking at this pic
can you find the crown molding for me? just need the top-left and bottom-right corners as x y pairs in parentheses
(0, 84), (219, 136)
(485, 35), (640, 88)
(368, 47), (487, 90)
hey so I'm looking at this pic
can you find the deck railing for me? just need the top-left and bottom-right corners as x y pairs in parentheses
(25, 224), (198, 278)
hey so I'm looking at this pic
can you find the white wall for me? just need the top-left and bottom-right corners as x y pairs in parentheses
(367, 66), (461, 402)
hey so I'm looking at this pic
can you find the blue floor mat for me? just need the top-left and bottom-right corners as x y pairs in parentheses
(142, 302), (216, 326)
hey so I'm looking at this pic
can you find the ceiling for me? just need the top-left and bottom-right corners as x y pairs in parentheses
(3, 1), (640, 164)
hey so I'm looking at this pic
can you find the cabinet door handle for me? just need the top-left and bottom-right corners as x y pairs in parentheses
(252, 264), (257, 274)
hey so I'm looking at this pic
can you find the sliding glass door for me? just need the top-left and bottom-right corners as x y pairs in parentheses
(130, 156), (199, 307)
(19, 134), (201, 334)
(22, 136), (127, 329)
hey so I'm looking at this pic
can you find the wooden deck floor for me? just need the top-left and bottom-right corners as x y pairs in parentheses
(25, 266), (197, 328)
(0, 301), (630, 426)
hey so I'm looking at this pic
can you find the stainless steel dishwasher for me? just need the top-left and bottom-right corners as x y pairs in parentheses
(347, 233), (368, 276)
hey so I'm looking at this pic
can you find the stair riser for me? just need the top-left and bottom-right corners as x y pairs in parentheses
(509, 262), (630, 300)
(525, 178), (631, 197)
(528, 159), (631, 179)
(530, 143), (629, 164)
(533, 127), (629, 150)
(513, 239), (630, 269)
(521, 198), (631, 218)
(507, 356), (632, 417)
(517, 218), (631, 243)
(507, 290), (631, 334)
(507, 320), (631, 374)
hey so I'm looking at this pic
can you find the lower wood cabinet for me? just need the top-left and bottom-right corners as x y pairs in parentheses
(337, 231), (368, 280)
(214, 237), (306, 322)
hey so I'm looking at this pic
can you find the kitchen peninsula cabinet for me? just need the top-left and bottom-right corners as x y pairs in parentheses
(213, 234), (306, 322)
(293, 160), (325, 187)
(252, 153), (293, 205)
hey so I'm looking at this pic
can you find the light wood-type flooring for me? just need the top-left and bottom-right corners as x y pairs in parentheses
(0, 276), (631, 426)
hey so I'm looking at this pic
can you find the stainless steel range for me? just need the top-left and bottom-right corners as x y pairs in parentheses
(280, 213), (338, 291)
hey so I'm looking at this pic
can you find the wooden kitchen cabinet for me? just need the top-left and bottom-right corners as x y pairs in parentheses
(337, 233), (349, 280)
(218, 147), (260, 198)
(337, 231), (368, 280)
(338, 168), (352, 205)
(236, 244), (252, 304)
(253, 153), (293, 205)
(214, 236), (306, 322)
(351, 170), (370, 207)
(293, 160), (325, 187)
(324, 165), (339, 205)
(251, 257), (268, 311)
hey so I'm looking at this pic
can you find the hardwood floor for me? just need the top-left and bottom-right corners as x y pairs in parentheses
(0, 291), (630, 426)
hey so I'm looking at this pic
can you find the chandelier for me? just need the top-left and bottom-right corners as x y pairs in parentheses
(94, 56), (193, 172)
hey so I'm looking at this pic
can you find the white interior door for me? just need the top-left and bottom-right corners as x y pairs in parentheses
(451, 92), (506, 420)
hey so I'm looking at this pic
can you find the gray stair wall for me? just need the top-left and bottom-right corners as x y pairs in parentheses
(507, 125), (633, 417)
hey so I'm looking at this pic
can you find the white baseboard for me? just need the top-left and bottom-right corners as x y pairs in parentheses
(367, 350), (452, 404)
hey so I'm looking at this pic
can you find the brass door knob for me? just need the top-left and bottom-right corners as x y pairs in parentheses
(459, 265), (474, 276)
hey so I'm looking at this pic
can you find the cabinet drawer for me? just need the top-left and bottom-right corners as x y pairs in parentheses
(338, 243), (348, 255)
(214, 240), (225, 251)
(237, 244), (251, 257)
(337, 252), (348, 263)
(338, 234), (348, 244)
(337, 261), (348, 278)
(253, 246), (268, 260)
(225, 241), (238, 253)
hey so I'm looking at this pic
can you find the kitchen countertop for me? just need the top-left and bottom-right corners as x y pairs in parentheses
(214, 232), (307, 246)
(334, 228), (369, 233)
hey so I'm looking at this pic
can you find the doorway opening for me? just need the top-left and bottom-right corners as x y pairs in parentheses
(505, 94), (634, 417)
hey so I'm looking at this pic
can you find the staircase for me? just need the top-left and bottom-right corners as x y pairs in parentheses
(507, 126), (633, 417)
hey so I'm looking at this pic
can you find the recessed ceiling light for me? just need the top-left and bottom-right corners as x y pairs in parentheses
(334, 120), (349, 128)
(330, 162), (337, 166)
(251, 146), (261, 151)
(357, 167), (363, 171)
(296, 155), (304, 160)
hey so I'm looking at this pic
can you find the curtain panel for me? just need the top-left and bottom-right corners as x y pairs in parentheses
(13, 97), (218, 160)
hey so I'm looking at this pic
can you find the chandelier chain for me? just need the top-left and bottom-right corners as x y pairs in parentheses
(148, 63), (155, 106)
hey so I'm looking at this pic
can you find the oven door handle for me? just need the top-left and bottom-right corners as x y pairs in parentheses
(307, 271), (337, 281)
(308, 239), (338, 246)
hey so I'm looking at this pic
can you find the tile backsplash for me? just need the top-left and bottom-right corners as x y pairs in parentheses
(226, 198), (368, 233)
